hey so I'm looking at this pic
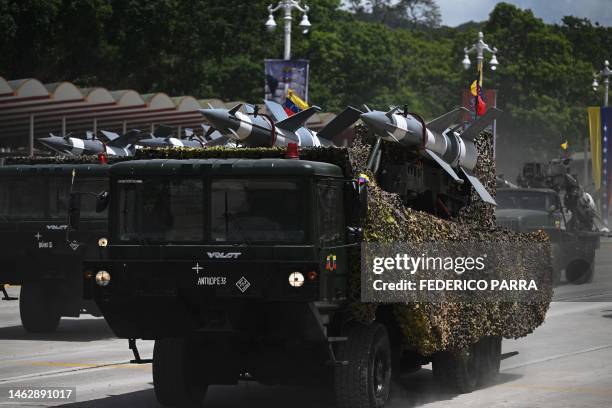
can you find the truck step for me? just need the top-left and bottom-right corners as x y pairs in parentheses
(327, 337), (348, 342)
(128, 338), (152, 364)
(325, 360), (349, 366)
(1, 286), (17, 301)
(501, 351), (519, 360)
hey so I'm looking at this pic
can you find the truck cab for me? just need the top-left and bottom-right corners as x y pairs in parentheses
(496, 188), (564, 232)
(0, 164), (108, 332)
(83, 158), (371, 403)
(496, 187), (599, 285)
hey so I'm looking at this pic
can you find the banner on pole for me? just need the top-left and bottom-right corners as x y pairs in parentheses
(602, 106), (611, 224)
(264, 59), (309, 105)
(587, 107), (602, 191)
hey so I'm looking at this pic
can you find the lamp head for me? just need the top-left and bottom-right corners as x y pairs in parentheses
(462, 54), (471, 70)
(299, 13), (311, 34)
(489, 54), (499, 71)
(265, 14), (277, 32)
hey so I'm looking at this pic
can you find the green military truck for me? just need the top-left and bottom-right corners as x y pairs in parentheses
(0, 163), (108, 332)
(496, 160), (601, 285)
(82, 155), (509, 408)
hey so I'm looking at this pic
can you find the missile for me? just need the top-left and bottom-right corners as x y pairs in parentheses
(37, 130), (138, 157)
(199, 101), (361, 148)
(360, 107), (501, 205)
(135, 125), (225, 148)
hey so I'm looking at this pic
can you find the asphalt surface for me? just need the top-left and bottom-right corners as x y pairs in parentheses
(0, 238), (610, 407)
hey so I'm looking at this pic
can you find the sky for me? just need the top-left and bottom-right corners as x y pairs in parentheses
(436, 0), (612, 27)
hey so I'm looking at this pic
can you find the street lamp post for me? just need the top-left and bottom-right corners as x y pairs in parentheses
(265, 0), (311, 60)
(462, 32), (499, 154)
(462, 31), (499, 77)
(592, 60), (611, 107)
(593, 60), (612, 227)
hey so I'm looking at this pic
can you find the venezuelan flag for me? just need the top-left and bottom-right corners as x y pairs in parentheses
(284, 89), (309, 116)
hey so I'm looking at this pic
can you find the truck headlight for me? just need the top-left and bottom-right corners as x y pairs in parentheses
(288, 272), (305, 288)
(98, 237), (108, 247)
(95, 270), (111, 287)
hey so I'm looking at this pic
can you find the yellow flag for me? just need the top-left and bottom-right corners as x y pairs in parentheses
(560, 140), (568, 150)
(287, 89), (309, 110)
(588, 107), (602, 191)
(470, 80), (478, 96)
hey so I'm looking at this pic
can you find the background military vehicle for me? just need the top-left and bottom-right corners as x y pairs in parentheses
(496, 160), (601, 285)
(0, 163), (108, 332)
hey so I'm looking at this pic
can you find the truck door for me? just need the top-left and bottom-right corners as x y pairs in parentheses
(316, 178), (347, 300)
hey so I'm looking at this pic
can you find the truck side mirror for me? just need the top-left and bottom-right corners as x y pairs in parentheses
(69, 192), (81, 230)
(96, 191), (109, 213)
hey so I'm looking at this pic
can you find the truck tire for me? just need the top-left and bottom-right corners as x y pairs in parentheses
(477, 336), (501, 384)
(432, 341), (482, 393)
(566, 260), (592, 285)
(153, 338), (208, 407)
(19, 283), (61, 333)
(334, 322), (392, 408)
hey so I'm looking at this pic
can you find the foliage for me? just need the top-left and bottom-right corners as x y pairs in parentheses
(1, 1), (612, 160)
(345, 0), (441, 29)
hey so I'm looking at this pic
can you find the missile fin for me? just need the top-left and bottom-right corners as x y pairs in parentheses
(227, 128), (240, 140)
(318, 106), (362, 140)
(424, 149), (464, 184)
(228, 103), (243, 116)
(202, 125), (217, 141)
(385, 106), (399, 118)
(426, 107), (470, 133)
(363, 104), (372, 112)
(385, 131), (400, 143)
(98, 130), (120, 143)
(275, 106), (321, 132)
(153, 125), (174, 138)
(264, 99), (288, 122)
(244, 104), (256, 114)
(108, 129), (143, 147)
(460, 107), (502, 141)
(460, 168), (497, 205)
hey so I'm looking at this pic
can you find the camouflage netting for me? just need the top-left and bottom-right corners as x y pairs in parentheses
(3, 155), (130, 165)
(6, 132), (552, 355)
(347, 125), (551, 355)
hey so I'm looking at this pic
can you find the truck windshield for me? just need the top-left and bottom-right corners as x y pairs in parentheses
(0, 176), (106, 220)
(497, 190), (557, 211)
(117, 178), (203, 243)
(211, 179), (305, 243)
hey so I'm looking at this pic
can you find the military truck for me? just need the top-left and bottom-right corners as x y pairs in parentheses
(82, 153), (507, 408)
(496, 160), (600, 285)
(0, 164), (108, 332)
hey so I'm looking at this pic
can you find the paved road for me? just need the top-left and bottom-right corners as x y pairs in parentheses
(0, 239), (610, 407)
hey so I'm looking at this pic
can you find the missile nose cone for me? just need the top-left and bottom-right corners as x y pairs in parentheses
(360, 111), (387, 133)
(200, 109), (230, 130)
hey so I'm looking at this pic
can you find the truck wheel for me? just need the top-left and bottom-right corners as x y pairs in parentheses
(432, 342), (481, 393)
(19, 283), (61, 333)
(153, 338), (208, 407)
(477, 336), (501, 384)
(334, 322), (392, 408)
(566, 260), (592, 285)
